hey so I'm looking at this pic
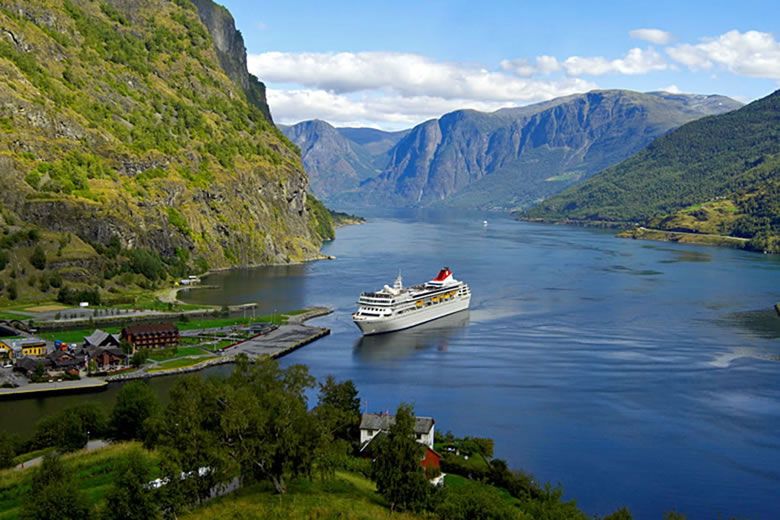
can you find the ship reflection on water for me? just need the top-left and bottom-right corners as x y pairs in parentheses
(353, 310), (470, 361)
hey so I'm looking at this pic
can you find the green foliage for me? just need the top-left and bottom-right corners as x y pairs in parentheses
(99, 448), (160, 520)
(306, 194), (335, 240)
(525, 90), (780, 249)
(372, 403), (430, 513)
(30, 403), (108, 451)
(36, 151), (111, 197)
(0, 430), (16, 469)
(603, 506), (634, 519)
(125, 247), (167, 281)
(21, 454), (93, 520)
(30, 245), (46, 270)
(434, 481), (528, 520)
(57, 285), (101, 305)
(167, 207), (189, 234)
(0, 249), (8, 270)
(314, 376), (361, 452)
(111, 381), (160, 441)
(130, 349), (148, 368)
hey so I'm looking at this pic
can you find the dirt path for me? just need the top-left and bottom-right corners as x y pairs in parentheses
(15, 440), (109, 470)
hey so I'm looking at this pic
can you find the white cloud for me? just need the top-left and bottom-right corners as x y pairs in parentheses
(667, 30), (780, 79)
(629, 28), (675, 45)
(660, 84), (682, 94)
(564, 47), (668, 76)
(536, 55), (562, 75)
(499, 58), (536, 77)
(267, 87), (596, 130)
(666, 43), (713, 70)
(249, 51), (596, 103)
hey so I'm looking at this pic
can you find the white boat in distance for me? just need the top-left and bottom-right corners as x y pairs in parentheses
(352, 267), (471, 335)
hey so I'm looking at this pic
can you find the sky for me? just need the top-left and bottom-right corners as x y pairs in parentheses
(216, 0), (780, 130)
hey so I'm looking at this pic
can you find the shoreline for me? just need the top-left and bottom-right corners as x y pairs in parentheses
(0, 308), (333, 397)
(616, 226), (750, 250)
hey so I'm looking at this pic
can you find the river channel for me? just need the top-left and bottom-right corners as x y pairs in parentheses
(4, 209), (780, 519)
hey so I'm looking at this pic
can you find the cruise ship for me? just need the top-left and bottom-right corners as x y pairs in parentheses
(352, 267), (471, 335)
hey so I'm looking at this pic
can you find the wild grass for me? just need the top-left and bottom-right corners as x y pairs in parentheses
(182, 471), (424, 520)
(0, 442), (156, 520)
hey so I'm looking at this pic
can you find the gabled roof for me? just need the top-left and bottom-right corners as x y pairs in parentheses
(48, 350), (84, 368)
(14, 356), (50, 372)
(359, 413), (434, 435)
(123, 322), (178, 336)
(84, 329), (120, 348)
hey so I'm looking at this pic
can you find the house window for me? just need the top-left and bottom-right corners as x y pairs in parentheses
(416, 433), (422, 440)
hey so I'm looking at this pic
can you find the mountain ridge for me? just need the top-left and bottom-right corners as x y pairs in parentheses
(523, 89), (780, 252)
(288, 90), (741, 209)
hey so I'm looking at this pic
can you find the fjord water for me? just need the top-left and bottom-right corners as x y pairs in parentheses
(179, 209), (780, 519)
(4, 210), (778, 518)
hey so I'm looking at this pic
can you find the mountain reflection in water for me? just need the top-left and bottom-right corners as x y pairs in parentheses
(354, 310), (470, 361)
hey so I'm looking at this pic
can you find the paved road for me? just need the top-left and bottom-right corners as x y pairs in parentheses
(15, 440), (108, 470)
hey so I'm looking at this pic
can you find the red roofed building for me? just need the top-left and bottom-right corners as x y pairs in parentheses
(121, 322), (179, 350)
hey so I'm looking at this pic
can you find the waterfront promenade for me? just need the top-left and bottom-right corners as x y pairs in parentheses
(0, 308), (332, 395)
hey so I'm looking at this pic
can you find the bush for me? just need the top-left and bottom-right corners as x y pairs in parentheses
(30, 245), (46, 270)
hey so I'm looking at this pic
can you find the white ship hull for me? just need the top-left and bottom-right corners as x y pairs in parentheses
(352, 268), (471, 335)
(354, 294), (470, 335)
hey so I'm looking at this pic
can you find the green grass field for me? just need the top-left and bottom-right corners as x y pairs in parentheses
(181, 471), (421, 520)
(147, 346), (206, 362)
(148, 356), (215, 371)
(0, 442), (158, 520)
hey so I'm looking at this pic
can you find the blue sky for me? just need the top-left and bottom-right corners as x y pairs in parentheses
(217, 0), (780, 129)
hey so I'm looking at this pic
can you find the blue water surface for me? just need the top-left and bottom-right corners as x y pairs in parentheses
(183, 209), (780, 519)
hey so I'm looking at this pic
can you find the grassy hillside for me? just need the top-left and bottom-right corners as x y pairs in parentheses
(0, 0), (329, 287)
(0, 0), (335, 302)
(523, 90), (780, 252)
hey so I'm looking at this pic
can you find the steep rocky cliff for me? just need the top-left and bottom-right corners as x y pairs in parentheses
(337, 90), (741, 209)
(0, 0), (323, 279)
(280, 120), (409, 201)
(188, 0), (273, 123)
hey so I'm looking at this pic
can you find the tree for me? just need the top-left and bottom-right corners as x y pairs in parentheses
(130, 350), (148, 368)
(603, 507), (633, 520)
(59, 410), (88, 452)
(146, 375), (226, 511)
(21, 454), (92, 520)
(314, 376), (361, 454)
(110, 381), (160, 441)
(0, 431), (16, 469)
(372, 403), (430, 513)
(220, 355), (321, 494)
(30, 246), (46, 270)
(100, 448), (159, 520)
(435, 483), (526, 520)
(120, 338), (134, 355)
(30, 403), (107, 451)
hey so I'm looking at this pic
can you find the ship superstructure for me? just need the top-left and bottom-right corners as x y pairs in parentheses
(352, 267), (471, 335)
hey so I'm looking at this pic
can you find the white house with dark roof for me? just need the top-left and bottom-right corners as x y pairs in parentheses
(359, 412), (435, 449)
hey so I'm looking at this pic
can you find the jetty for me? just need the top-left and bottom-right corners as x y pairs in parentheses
(0, 378), (108, 399)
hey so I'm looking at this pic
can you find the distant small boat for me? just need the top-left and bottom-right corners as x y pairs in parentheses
(482, 220), (488, 226)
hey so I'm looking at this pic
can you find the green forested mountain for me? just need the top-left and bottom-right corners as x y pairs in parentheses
(523, 89), (780, 251)
(0, 0), (331, 301)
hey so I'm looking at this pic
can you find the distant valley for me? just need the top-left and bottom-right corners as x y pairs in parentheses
(284, 90), (741, 210)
